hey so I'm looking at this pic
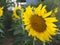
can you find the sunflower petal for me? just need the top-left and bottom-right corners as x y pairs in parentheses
(45, 17), (58, 22)
(46, 22), (57, 27)
(43, 11), (52, 18)
(36, 4), (42, 10)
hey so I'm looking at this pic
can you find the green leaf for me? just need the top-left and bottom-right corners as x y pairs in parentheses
(13, 29), (22, 35)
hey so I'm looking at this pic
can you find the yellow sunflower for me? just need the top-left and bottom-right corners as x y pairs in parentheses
(23, 4), (58, 42)
(12, 6), (23, 20)
(0, 7), (3, 17)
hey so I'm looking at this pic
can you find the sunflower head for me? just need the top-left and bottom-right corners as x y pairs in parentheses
(0, 7), (3, 17)
(12, 6), (23, 20)
(23, 4), (58, 42)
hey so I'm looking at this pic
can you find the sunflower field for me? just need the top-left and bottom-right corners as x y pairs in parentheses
(0, 0), (60, 45)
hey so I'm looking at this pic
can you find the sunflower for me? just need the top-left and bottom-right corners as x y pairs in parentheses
(12, 6), (23, 20)
(0, 7), (3, 17)
(23, 4), (58, 42)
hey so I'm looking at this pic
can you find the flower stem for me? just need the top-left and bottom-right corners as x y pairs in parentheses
(43, 42), (45, 45)
(33, 39), (35, 45)
(20, 10), (25, 34)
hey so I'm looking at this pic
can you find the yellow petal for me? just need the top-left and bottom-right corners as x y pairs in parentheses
(46, 22), (57, 27)
(34, 4), (42, 16)
(44, 33), (50, 41)
(47, 27), (58, 35)
(43, 11), (52, 18)
(54, 7), (58, 13)
(0, 7), (3, 17)
(36, 4), (42, 10)
(42, 5), (46, 10)
(45, 17), (58, 22)
(25, 25), (30, 30)
(38, 34), (45, 42)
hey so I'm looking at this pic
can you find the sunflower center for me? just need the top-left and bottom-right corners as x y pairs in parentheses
(30, 15), (46, 33)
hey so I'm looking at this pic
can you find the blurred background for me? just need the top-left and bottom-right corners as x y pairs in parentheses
(0, 0), (60, 45)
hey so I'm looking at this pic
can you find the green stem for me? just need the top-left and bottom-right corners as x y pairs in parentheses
(43, 42), (45, 45)
(20, 10), (25, 34)
(33, 39), (35, 45)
